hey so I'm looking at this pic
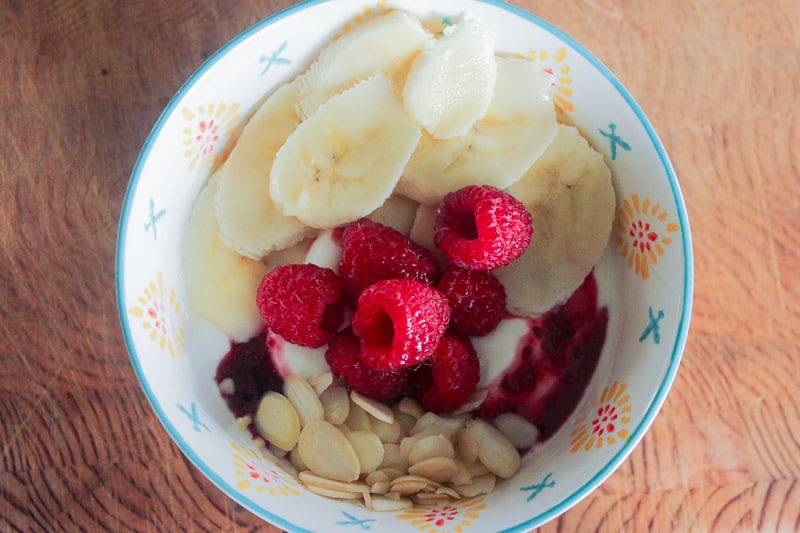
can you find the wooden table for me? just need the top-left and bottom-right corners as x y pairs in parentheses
(2, 0), (798, 530)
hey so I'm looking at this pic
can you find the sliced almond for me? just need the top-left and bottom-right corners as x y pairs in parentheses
(408, 434), (455, 465)
(411, 412), (465, 439)
(390, 479), (429, 495)
(370, 495), (413, 512)
(413, 492), (451, 505)
(365, 470), (389, 486)
(345, 400), (372, 432)
(252, 437), (267, 451)
(468, 418), (521, 479)
(320, 385), (350, 426)
(435, 485), (461, 499)
(456, 425), (479, 464)
(298, 471), (369, 494)
(398, 397), (424, 418)
(378, 468), (406, 481)
(408, 456), (459, 484)
(454, 473), (496, 497)
(268, 443), (289, 458)
(218, 377), (235, 395)
(465, 461), (490, 477)
(378, 443), (407, 471)
(394, 409), (418, 434)
(284, 374), (324, 428)
(450, 459), (472, 486)
(297, 419), (360, 482)
(399, 428), (440, 464)
(370, 416), (403, 443)
(494, 412), (540, 449)
(346, 431), (385, 474)
(290, 446), (308, 471)
(235, 414), (253, 430)
(370, 481), (391, 495)
(351, 390), (395, 424)
(254, 392), (300, 452)
(308, 371), (333, 395)
(304, 483), (363, 500)
(451, 388), (489, 416)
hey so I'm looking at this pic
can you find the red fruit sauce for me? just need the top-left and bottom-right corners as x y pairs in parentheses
(215, 272), (608, 444)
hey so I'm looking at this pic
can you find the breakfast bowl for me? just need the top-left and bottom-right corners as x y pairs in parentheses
(115, 0), (693, 530)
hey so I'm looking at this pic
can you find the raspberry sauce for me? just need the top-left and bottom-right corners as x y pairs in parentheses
(478, 272), (608, 441)
(215, 332), (284, 425)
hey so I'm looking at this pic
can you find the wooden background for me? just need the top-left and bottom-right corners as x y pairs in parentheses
(1, 0), (798, 531)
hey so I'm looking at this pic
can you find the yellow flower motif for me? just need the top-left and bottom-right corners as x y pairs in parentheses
(396, 497), (486, 533)
(230, 442), (301, 496)
(518, 47), (573, 113)
(570, 381), (632, 453)
(128, 273), (185, 357)
(181, 102), (240, 171)
(339, 1), (394, 36)
(615, 193), (680, 280)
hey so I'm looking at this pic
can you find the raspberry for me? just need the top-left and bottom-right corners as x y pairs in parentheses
(419, 332), (480, 413)
(339, 218), (441, 301)
(437, 266), (506, 336)
(256, 264), (343, 348)
(325, 328), (407, 401)
(351, 278), (450, 371)
(434, 185), (533, 270)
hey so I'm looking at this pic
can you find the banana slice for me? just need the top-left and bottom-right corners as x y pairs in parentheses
(367, 195), (420, 235)
(398, 57), (558, 206)
(214, 82), (312, 260)
(270, 74), (422, 228)
(403, 14), (497, 140)
(494, 125), (616, 316)
(294, 10), (432, 120)
(184, 176), (268, 341)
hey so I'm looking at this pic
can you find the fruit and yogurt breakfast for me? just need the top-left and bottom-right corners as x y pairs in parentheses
(184, 10), (615, 511)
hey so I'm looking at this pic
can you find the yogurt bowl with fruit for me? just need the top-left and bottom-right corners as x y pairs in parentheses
(116, 0), (693, 530)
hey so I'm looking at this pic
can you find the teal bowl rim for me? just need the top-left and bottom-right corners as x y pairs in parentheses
(115, 0), (694, 531)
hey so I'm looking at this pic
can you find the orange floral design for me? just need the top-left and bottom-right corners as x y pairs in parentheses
(128, 273), (185, 357)
(519, 47), (573, 113)
(615, 193), (680, 280)
(231, 442), (301, 496)
(396, 497), (486, 532)
(570, 381), (632, 453)
(181, 102), (240, 170)
(338, 1), (394, 37)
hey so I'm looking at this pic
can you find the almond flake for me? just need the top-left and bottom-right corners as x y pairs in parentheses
(346, 430), (385, 474)
(370, 495), (413, 512)
(398, 397), (424, 418)
(351, 390), (395, 424)
(408, 456), (458, 484)
(320, 385), (350, 426)
(297, 419), (360, 482)
(467, 418), (521, 479)
(254, 392), (300, 452)
(408, 434), (455, 465)
(493, 412), (540, 449)
(284, 374), (324, 428)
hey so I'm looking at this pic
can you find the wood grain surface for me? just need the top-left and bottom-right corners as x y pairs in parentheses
(1, 0), (798, 531)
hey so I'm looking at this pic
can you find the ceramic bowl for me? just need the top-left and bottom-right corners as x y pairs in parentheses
(116, 0), (693, 530)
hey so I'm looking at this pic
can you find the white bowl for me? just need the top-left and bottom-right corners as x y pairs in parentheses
(116, 0), (693, 530)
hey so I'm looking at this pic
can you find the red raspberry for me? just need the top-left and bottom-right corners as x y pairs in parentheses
(351, 278), (450, 371)
(339, 218), (440, 301)
(437, 266), (506, 336)
(256, 264), (343, 348)
(434, 185), (533, 270)
(419, 332), (480, 413)
(325, 328), (407, 401)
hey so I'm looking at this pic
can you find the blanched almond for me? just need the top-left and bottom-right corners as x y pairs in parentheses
(379, 443), (407, 471)
(411, 412), (465, 439)
(308, 371), (333, 395)
(408, 457), (458, 484)
(494, 412), (540, 449)
(218, 377), (235, 395)
(465, 461), (490, 477)
(290, 446), (308, 471)
(351, 390), (394, 424)
(394, 409), (418, 434)
(365, 470), (389, 486)
(450, 459), (472, 486)
(414, 492), (450, 505)
(254, 392), (300, 452)
(345, 400), (372, 432)
(298, 471), (369, 494)
(346, 430), (385, 474)
(320, 385), (350, 425)
(398, 397), (424, 418)
(284, 374), (324, 427)
(453, 473), (496, 497)
(399, 428), (440, 464)
(235, 414), (253, 430)
(297, 419), (360, 482)
(370, 481), (390, 495)
(370, 495), (413, 512)
(408, 434), (455, 465)
(378, 467), (406, 481)
(467, 418), (521, 479)
(451, 388), (489, 415)
(456, 425), (479, 464)
(370, 416), (403, 443)
(390, 479), (429, 494)
(304, 483), (363, 499)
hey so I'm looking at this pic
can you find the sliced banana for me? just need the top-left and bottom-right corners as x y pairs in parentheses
(294, 10), (432, 120)
(270, 74), (422, 228)
(184, 176), (268, 341)
(214, 82), (312, 260)
(403, 14), (497, 140)
(495, 124), (615, 316)
(398, 56), (558, 206)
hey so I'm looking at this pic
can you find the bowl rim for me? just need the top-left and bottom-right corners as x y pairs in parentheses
(115, 0), (694, 530)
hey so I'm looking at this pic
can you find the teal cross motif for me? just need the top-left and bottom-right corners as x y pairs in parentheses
(260, 41), (291, 75)
(639, 307), (664, 344)
(336, 511), (377, 530)
(598, 123), (631, 160)
(177, 403), (210, 432)
(520, 472), (555, 502)
(144, 197), (166, 241)
(436, 17), (454, 35)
